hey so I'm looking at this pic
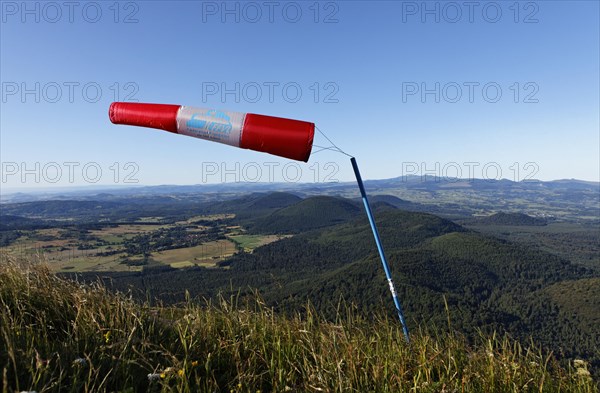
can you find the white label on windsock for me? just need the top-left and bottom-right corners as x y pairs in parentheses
(176, 106), (245, 147)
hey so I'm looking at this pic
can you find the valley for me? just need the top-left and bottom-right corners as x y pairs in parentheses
(1, 180), (599, 376)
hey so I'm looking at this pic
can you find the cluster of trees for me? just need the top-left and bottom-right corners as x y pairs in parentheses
(122, 225), (225, 256)
(0, 231), (21, 247)
(474, 212), (548, 226)
(0, 215), (56, 247)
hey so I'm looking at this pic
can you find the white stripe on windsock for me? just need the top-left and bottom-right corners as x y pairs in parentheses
(176, 106), (246, 147)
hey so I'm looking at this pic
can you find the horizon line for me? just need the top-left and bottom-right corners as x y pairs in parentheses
(2, 176), (599, 196)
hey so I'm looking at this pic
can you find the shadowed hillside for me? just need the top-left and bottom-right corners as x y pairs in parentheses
(247, 196), (361, 233)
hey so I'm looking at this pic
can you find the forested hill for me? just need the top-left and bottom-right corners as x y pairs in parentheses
(246, 196), (361, 233)
(474, 212), (548, 226)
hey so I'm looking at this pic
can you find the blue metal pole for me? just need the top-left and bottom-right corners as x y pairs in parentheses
(350, 157), (410, 343)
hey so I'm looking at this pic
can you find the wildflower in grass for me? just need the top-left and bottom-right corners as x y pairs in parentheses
(35, 352), (48, 369)
(178, 369), (184, 377)
(73, 357), (87, 366)
(576, 368), (591, 378)
(574, 359), (587, 368)
(191, 360), (198, 367)
(156, 366), (176, 379)
(147, 373), (161, 382)
(104, 331), (111, 343)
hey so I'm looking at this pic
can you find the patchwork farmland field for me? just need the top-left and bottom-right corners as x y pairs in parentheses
(0, 217), (278, 272)
(151, 240), (237, 268)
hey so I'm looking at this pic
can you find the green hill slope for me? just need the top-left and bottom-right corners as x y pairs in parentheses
(202, 192), (302, 217)
(1, 259), (595, 392)
(248, 196), (361, 233)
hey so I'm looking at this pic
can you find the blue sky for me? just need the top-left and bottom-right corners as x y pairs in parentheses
(1, 0), (598, 189)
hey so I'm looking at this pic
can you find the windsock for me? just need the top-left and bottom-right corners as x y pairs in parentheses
(109, 102), (314, 162)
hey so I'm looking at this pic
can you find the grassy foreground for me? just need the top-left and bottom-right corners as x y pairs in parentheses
(0, 257), (596, 393)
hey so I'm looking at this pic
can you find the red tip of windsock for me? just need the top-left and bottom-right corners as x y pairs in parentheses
(109, 102), (314, 162)
(109, 102), (180, 133)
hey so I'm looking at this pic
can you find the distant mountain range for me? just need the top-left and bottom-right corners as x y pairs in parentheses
(2, 176), (598, 203)
(2, 176), (598, 222)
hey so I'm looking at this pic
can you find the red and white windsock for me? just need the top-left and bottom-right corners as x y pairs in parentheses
(109, 102), (314, 162)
